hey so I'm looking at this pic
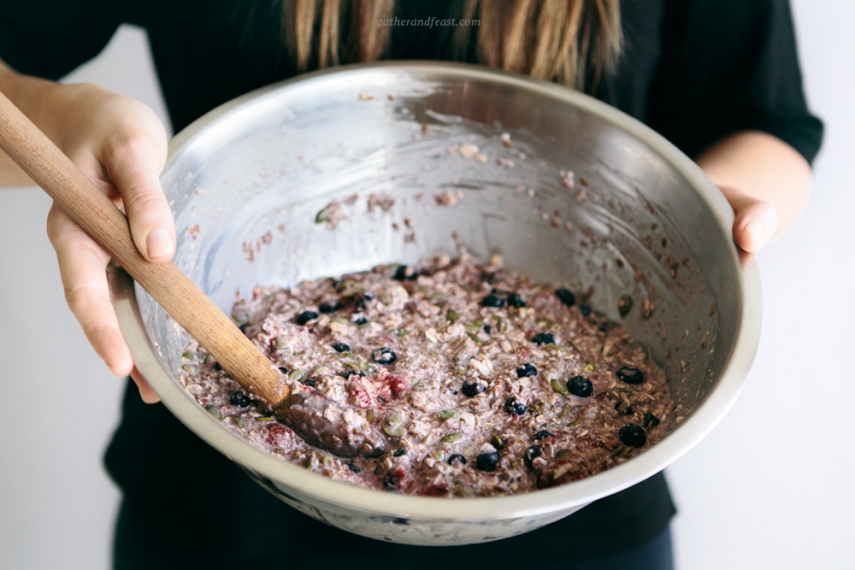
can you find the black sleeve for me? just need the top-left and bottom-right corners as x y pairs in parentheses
(0, 0), (121, 80)
(647, 0), (823, 164)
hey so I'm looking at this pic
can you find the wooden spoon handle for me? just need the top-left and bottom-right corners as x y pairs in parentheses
(0, 90), (287, 406)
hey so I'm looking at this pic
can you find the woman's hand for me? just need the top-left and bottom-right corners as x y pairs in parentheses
(695, 131), (813, 255)
(1, 64), (169, 402)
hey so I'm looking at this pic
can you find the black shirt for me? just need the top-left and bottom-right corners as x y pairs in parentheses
(0, 0), (823, 567)
(1, 0), (822, 162)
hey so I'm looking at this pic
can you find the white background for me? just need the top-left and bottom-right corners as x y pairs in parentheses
(1, 2), (852, 568)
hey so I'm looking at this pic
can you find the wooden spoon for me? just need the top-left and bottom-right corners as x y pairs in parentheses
(0, 90), (385, 458)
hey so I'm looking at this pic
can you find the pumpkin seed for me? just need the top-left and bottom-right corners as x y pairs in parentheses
(340, 285), (365, 297)
(441, 432), (462, 443)
(551, 378), (569, 395)
(234, 416), (247, 430)
(395, 327), (410, 336)
(383, 423), (407, 438)
(386, 410), (403, 425)
(438, 410), (457, 421)
(556, 449), (572, 459)
(182, 351), (197, 361)
(379, 291), (392, 306)
(446, 309), (460, 322)
(411, 382), (425, 392)
(205, 405), (222, 419)
(289, 369), (305, 382)
(582, 361), (596, 373)
(465, 332), (481, 344)
(258, 416), (275, 422)
(366, 409), (376, 423)
(315, 205), (332, 223)
(182, 365), (198, 374)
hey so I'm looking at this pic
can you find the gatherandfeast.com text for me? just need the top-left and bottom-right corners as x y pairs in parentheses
(376, 16), (480, 29)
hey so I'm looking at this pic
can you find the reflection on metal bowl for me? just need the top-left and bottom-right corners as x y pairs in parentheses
(108, 62), (761, 546)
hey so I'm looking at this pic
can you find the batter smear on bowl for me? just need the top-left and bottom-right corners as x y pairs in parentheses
(179, 255), (673, 497)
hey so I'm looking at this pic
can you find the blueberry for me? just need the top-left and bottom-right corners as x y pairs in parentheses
(619, 424), (647, 448)
(342, 370), (366, 379)
(516, 363), (537, 378)
(476, 451), (500, 472)
(331, 342), (351, 353)
(296, 310), (318, 325)
(616, 366), (644, 385)
(555, 288), (576, 307)
(531, 332), (555, 345)
(213, 362), (223, 371)
(507, 293), (526, 308)
(239, 322), (251, 335)
(383, 472), (399, 488)
(278, 366), (289, 374)
(372, 347), (397, 365)
(504, 396), (526, 416)
(318, 301), (341, 314)
(534, 430), (554, 440)
(347, 461), (361, 473)
(461, 381), (486, 397)
(567, 375), (593, 397)
(524, 445), (544, 467)
(483, 324), (492, 334)
(230, 390), (251, 407)
(481, 294), (506, 308)
(643, 413), (660, 429)
(353, 316), (369, 326)
(393, 449), (406, 457)
(393, 265), (418, 281)
(447, 454), (467, 466)
(580, 304), (592, 317)
(301, 378), (317, 387)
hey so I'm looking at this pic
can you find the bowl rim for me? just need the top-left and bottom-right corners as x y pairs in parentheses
(109, 61), (762, 521)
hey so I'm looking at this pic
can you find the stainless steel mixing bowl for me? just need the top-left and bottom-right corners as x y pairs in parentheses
(108, 62), (761, 545)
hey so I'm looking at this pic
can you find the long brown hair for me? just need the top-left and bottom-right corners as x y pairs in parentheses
(282, 0), (622, 91)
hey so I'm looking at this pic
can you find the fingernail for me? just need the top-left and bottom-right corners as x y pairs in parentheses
(146, 228), (173, 258)
(743, 220), (766, 248)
